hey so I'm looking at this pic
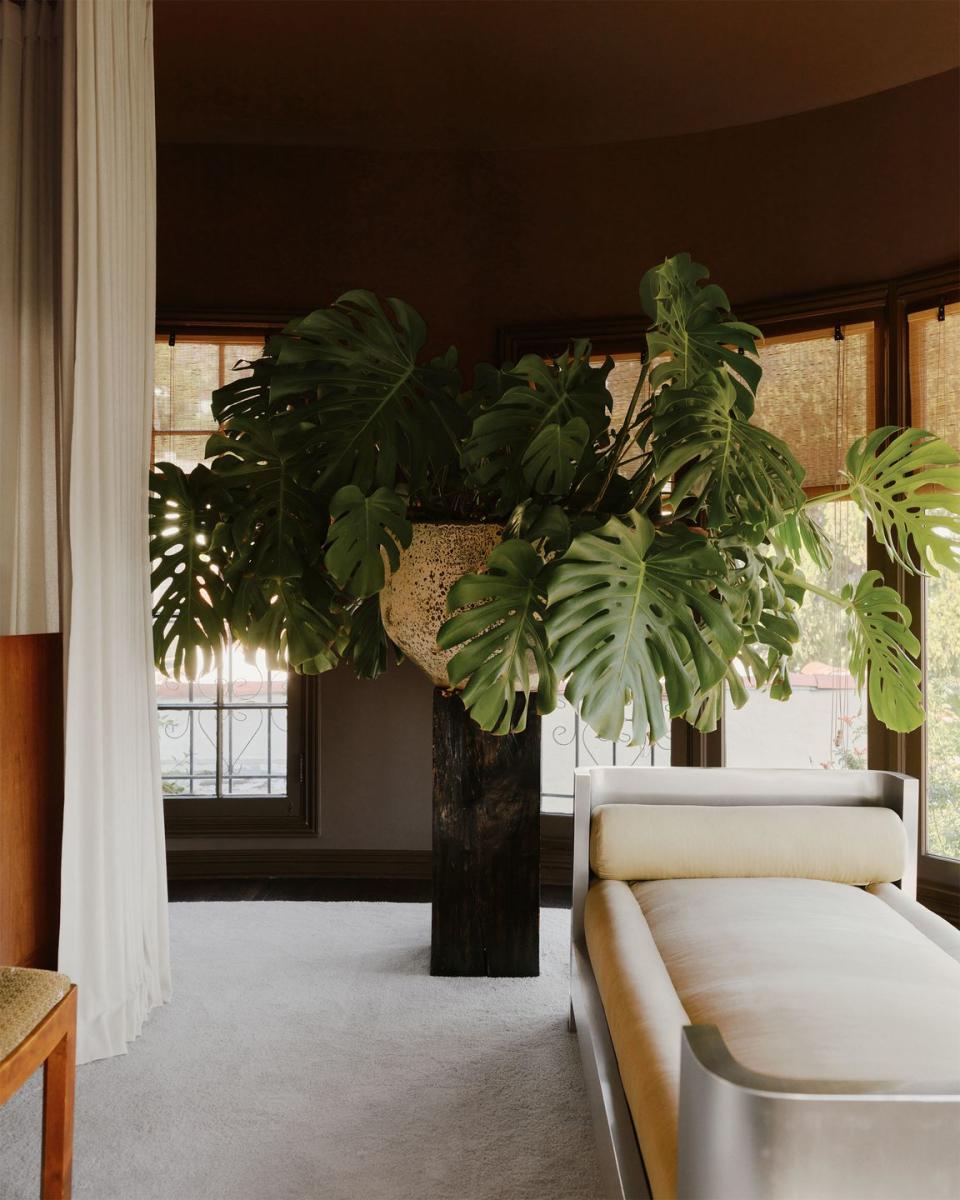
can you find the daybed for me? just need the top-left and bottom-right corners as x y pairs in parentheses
(569, 766), (960, 1200)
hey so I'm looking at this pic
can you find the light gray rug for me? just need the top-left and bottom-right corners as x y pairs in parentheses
(0, 903), (606, 1200)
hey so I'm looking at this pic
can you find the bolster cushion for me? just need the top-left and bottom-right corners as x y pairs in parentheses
(590, 803), (907, 885)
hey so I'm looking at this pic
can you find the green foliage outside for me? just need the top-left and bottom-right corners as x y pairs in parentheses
(926, 522), (960, 857)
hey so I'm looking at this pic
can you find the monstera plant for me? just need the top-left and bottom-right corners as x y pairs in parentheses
(149, 254), (960, 744)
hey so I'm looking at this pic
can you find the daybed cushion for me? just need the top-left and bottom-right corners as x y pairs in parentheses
(589, 803), (907, 884)
(583, 879), (689, 1200)
(585, 876), (960, 1199)
(868, 882), (960, 964)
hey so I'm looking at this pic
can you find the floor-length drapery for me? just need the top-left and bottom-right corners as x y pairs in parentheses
(56, 0), (171, 1064)
(0, 0), (61, 635)
(0, 0), (170, 1063)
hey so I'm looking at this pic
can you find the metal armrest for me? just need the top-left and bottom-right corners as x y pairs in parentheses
(678, 1025), (960, 1200)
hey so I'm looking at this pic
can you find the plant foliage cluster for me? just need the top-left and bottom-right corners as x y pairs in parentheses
(150, 255), (960, 742)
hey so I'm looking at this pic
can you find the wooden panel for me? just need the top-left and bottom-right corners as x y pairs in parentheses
(0, 633), (64, 968)
(431, 689), (541, 977)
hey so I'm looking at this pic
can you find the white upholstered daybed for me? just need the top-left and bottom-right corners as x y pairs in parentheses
(569, 767), (960, 1200)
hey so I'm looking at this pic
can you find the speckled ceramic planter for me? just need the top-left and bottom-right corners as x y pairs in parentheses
(379, 521), (503, 689)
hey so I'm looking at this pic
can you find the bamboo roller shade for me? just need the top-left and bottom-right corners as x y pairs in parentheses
(909, 301), (960, 448)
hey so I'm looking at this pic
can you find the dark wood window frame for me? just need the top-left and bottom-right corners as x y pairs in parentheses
(500, 262), (960, 920)
(154, 313), (320, 839)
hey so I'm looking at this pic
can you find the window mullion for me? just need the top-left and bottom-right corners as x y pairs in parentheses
(216, 657), (225, 800)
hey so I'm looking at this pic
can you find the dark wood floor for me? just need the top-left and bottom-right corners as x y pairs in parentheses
(168, 877), (572, 907)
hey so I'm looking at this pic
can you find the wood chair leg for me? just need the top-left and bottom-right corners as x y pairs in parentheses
(40, 993), (76, 1200)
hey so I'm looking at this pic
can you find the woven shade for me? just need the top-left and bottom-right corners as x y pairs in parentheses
(602, 354), (646, 430)
(752, 322), (875, 492)
(152, 337), (262, 470)
(595, 326), (873, 492)
(909, 301), (960, 447)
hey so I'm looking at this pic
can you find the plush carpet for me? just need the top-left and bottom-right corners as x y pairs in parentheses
(0, 904), (606, 1200)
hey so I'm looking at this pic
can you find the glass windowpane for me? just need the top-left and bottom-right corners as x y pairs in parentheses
(725, 502), (868, 769)
(225, 643), (288, 706)
(541, 692), (670, 815)
(925, 532), (960, 859)
(223, 708), (286, 796)
(158, 709), (218, 795)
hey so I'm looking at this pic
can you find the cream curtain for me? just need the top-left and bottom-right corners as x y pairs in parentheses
(57, 0), (170, 1064)
(0, 0), (61, 634)
(1, 0), (170, 1063)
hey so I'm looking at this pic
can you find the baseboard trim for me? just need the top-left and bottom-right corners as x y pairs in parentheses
(918, 880), (960, 928)
(168, 831), (577, 887)
(541, 834), (573, 888)
(167, 848), (433, 881)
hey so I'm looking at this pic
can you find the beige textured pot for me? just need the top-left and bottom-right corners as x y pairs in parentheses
(380, 521), (503, 688)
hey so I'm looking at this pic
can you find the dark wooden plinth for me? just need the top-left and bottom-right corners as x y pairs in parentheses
(431, 689), (541, 977)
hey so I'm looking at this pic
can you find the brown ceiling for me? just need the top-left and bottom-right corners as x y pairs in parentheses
(154, 0), (960, 149)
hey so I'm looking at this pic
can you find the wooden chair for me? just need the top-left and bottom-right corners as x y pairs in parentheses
(0, 969), (77, 1200)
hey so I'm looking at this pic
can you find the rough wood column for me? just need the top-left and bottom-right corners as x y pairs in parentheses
(431, 689), (540, 977)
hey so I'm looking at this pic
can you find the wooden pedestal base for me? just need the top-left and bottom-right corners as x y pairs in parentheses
(430, 689), (541, 977)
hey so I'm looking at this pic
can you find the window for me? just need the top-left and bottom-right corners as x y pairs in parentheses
(909, 302), (960, 863)
(156, 648), (290, 798)
(153, 333), (316, 836)
(725, 322), (875, 769)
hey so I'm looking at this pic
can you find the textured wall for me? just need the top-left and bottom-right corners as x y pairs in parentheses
(157, 70), (960, 855)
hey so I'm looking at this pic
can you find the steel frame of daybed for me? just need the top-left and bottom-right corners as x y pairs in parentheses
(569, 766), (960, 1200)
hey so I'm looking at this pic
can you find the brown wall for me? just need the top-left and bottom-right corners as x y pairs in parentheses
(158, 70), (960, 860)
(0, 634), (63, 965)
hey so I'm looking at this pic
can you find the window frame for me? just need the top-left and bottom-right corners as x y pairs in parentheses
(153, 316), (320, 839)
(501, 262), (960, 917)
(890, 269), (960, 905)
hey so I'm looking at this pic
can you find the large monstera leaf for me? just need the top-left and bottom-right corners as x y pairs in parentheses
(231, 572), (342, 675)
(845, 571), (923, 732)
(640, 254), (763, 414)
(842, 426), (960, 574)
(342, 595), (393, 680)
(323, 485), (412, 598)
(521, 417), (591, 496)
(206, 417), (321, 581)
(652, 370), (806, 538)
(150, 463), (228, 678)
(437, 539), (556, 735)
(463, 340), (612, 509)
(722, 543), (802, 672)
(771, 508), (833, 571)
(261, 291), (465, 497)
(211, 346), (283, 426)
(546, 512), (742, 744)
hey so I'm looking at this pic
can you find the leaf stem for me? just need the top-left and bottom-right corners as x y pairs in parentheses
(590, 357), (651, 511)
(804, 487), (850, 508)
(777, 571), (849, 608)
